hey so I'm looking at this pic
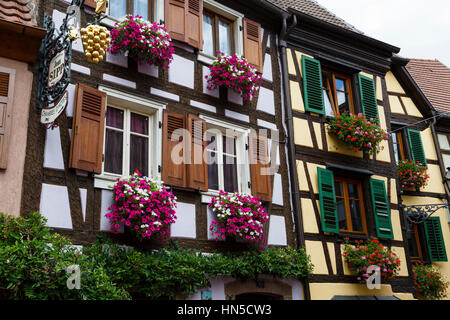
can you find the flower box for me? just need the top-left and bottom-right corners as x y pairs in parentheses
(398, 160), (429, 191)
(413, 261), (449, 300)
(205, 52), (262, 102)
(208, 190), (269, 248)
(106, 171), (177, 241)
(342, 238), (401, 284)
(108, 15), (174, 68)
(327, 112), (388, 155)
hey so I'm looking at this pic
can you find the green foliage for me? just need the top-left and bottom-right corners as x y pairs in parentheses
(413, 262), (449, 300)
(0, 212), (313, 300)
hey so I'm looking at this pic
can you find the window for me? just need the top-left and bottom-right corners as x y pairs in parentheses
(406, 220), (423, 261)
(438, 133), (450, 170)
(202, 10), (234, 56)
(392, 130), (406, 165)
(334, 177), (367, 235)
(104, 106), (151, 177)
(203, 118), (250, 194)
(93, 86), (164, 189)
(322, 70), (355, 117)
(109, 0), (153, 21)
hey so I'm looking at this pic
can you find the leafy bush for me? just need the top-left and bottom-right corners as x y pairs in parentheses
(0, 212), (130, 300)
(413, 262), (449, 300)
(327, 112), (388, 155)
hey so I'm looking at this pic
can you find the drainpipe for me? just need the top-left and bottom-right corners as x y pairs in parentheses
(278, 14), (311, 300)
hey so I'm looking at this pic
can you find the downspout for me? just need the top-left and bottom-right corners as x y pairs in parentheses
(278, 14), (311, 300)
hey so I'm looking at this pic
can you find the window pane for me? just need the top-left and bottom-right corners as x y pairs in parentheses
(110, 0), (127, 19)
(133, 0), (148, 20)
(335, 78), (346, 91)
(106, 107), (124, 129)
(349, 200), (363, 232)
(324, 89), (335, 117)
(218, 20), (232, 55)
(347, 183), (358, 199)
(443, 154), (450, 170)
(129, 135), (149, 176)
(104, 129), (123, 174)
(335, 181), (343, 197)
(207, 151), (219, 190)
(337, 198), (346, 230)
(130, 112), (148, 135)
(438, 134), (450, 150)
(337, 91), (350, 114)
(223, 155), (238, 192)
(223, 135), (236, 155)
(203, 14), (215, 56)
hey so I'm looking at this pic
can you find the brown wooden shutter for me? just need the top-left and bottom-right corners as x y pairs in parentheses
(186, 114), (208, 191)
(84, 0), (106, 13)
(185, 0), (203, 50)
(243, 18), (263, 73)
(69, 84), (106, 174)
(0, 70), (15, 169)
(165, 0), (187, 42)
(249, 134), (272, 202)
(162, 110), (187, 187)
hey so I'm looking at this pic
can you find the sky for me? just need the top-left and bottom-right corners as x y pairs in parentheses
(315, 0), (450, 67)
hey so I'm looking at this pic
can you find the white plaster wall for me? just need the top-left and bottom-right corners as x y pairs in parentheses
(80, 188), (87, 222)
(267, 215), (287, 246)
(228, 89), (243, 105)
(40, 184), (72, 229)
(43, 127), (65, 170)
(169, 54), (194, 89)
(106, 51), (128, 68)
(225, 109), (249, 123)
(138, 63), (159, 78)
(256, 87), (275, 115)
(150, 87), (179, 102)
(207, 206), (218, 240)
(272, 173), (283, 206)
(100, 189), (124, 233)
(170, 202), (196, 239)
(262, 53), (273, 82)
(203, 66), (220, 98)
(66, 83), (76, 117)
(103, 74), (136, 89)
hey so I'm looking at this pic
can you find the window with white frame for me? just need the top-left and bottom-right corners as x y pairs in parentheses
(201, 116), (250, 194)
(95, 87), (164, 189)
(104, 0), (164, 26)
(199, 0), (244, 64)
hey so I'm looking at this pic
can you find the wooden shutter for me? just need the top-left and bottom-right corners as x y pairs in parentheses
(369, 179), (393, 239)
(249, 134), (272, 202)
(358, 75), (379, 121)
(243, 18), (263, 73)
(69, 84), (106, 174)
(0, 69), (15, 169)
(84, 0), (106, 13)
(407, 129), (427, 167)
(165, 0), (187, 42)
(424, 217), (448, 262)
(185, 0), (203, 50)
(301, 56), (325, 115)
(317, 167), (339, 234)
(186, 114), (208, 191)
(162, 110), (187, 187)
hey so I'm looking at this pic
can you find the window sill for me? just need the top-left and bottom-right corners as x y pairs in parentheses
(94, 174), (120, 190)
(197, 52), (217, 66)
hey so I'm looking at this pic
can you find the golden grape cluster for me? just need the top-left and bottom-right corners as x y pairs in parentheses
(80, 25), (110, 64)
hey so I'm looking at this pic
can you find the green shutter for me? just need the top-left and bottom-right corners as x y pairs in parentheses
(407, 129), (427, 167)
(302, 56), (325, 115)
(424, 217), (447, 262)
(317, 167), (339, 234)
(370, 179), (393, 239)
(358, 75), (379, 121)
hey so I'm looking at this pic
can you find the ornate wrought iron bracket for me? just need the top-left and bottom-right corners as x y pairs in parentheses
(401, 203), (450, 224)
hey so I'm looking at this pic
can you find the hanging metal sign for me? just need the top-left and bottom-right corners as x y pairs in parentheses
(37, 0), (84, 128)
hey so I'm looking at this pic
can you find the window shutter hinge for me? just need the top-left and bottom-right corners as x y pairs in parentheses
(160, 20), (164, 25)
(158, 165), (161, 173)
(248, 181), (251, 189)
(240, 25), (243, 31)
(159, 121), (162, 129)
(245, 143), (249, 150)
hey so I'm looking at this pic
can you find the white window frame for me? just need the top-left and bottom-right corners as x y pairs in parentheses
(94, 86), (165, 189)
(199, 114), (251, 203)
(197, 0), (244, 65)
(101, 0), (164, 28)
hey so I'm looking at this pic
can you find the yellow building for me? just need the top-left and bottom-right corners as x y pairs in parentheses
(277, 5), (449, 300)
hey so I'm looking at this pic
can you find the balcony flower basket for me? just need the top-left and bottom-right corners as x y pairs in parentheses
(205, 52), (262, 102)
(412, 261), (449, 300)
(343, 238), (401, 284)
(209, 190), (269, 248)
(106, 171), (177, 240)
(398, 160), (429, 191)
(108, 15), (174, 68)
(327, 112), (388, 155)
